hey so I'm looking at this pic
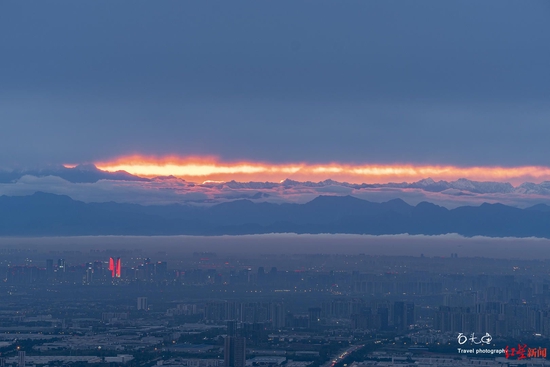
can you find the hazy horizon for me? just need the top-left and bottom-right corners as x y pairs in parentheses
(2, 233), (550, 260)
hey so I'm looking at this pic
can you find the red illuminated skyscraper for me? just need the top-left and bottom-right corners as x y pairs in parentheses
(116, 257), (121, 277)
(108, 257), (121, 278)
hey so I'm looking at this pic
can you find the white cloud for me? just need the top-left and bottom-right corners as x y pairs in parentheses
(2, 175), (550, 209)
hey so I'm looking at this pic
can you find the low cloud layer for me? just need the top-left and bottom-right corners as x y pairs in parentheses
(2, 233), (550, 259)
(2, 175), (550, 209)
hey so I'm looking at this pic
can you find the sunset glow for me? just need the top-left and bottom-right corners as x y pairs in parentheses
(88, 155), (550, 185)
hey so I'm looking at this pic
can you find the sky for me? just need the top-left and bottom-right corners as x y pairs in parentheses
(1, 1), (550, 176)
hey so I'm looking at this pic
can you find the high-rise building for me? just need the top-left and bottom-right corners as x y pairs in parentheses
(405, 302), (415, 328)
(155, 261), (167, 279)
(393, 301), (405, 330)
(85, 262), (93, 284)
(116, 257), (121, 277)
(377, 307), (389, 330)
(271, 303), (286, 329)
(393, 301), (415, 331)
(18, 351), (25, 367)
(227, 320), (237, 337)
(308, 307), (322, 329)
(57, 259), (66, 272)
(109, 257), (121, 278)
(56, 259), (66, 281)
(93, 261), (103, 272)
(143, 258), (154, 280)
(137, 297), (148, 310)
(46, 259), (54, 274)
(257, 267), (265, 284)
(224, 336), (246, 367)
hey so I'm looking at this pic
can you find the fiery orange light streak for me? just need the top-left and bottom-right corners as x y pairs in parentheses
(78, 155), (550, 185)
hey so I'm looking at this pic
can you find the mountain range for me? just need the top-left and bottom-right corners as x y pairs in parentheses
(2, 192), (550, 237)
(0, 164), (148, 184)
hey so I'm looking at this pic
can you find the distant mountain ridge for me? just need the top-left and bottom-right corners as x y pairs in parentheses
(0, 164), (148, 183)
(2, 192), (550, 237)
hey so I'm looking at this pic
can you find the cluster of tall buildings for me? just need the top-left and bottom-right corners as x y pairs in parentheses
(204, 301), (286, 329)
(137, 297), (148, 311)
(1, 351), (27, 367)
(3, 257), (173, 284)
(108, 257), (122, 278)
(434, 301), (550, 337)
(203, 299), (416, 332)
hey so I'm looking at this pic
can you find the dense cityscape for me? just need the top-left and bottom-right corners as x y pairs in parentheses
(1, 245), (550, 366)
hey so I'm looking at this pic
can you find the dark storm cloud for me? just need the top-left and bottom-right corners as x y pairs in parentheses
(0, 1), (549, 167)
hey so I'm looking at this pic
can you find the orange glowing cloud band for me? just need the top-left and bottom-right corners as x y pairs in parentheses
(84, 155), (550, 185)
